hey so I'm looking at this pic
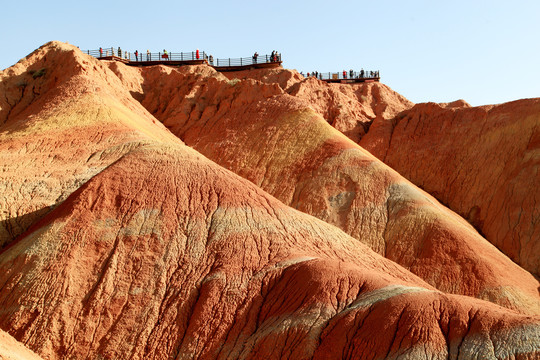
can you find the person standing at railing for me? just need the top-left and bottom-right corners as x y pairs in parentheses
(147, 50), (150, 61)
(343, 70), (347, 79)
(360, 69), (364, 78)
(163, 49), (168, 60)
(253, 52), (258, 64)
(209, 55), (214, 65)
(134, 50), (139, 61)
(349, 69), (354, 78)
(118, 47), (122, 57)
(99, 47), (103, 58)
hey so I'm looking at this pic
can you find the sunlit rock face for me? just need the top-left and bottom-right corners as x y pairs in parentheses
(0, 42), (538, 360)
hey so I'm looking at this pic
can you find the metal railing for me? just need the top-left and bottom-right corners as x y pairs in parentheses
(210, 54), (281, 67)
(84, 48), (282, 67)
(85, 48), (207, 62)
(303, 70), (380, 80)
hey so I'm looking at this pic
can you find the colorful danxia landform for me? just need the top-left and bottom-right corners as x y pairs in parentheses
(0, 42), (538, 359)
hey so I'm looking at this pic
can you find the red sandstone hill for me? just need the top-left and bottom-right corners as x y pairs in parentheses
(0, 42), (538, 359)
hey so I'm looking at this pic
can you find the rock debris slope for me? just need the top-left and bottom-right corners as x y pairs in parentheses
(360, 101), (540, 277)
(0, 42), (538, 359)
(108, 62), (539, 315)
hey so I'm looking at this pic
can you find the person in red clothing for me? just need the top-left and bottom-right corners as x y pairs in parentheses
(134, 50), (138, 61)
(343, 70), (347, 79)
(196, 49), (200, 59)
(99, 47), (103, 57)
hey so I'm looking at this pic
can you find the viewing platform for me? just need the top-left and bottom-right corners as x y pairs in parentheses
(84, 48), (283, 71)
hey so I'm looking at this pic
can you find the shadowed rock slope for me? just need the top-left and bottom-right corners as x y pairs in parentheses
(107, 61), (539, 315)
(360, 101), (540, 276)
(0, 42), (539, 359)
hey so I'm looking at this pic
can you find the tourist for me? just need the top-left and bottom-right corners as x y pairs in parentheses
(209, 55), (214, 65)
(349, 69), (354, 78)
(134, 50), (139, 61)
(147, 50), (150, 61)
(253, 52), (258, 64)
(118, 47), (122, 57)
(196, 49), (200, 60)
(343, 70), (347, 79)
(99, 47), (103, 58)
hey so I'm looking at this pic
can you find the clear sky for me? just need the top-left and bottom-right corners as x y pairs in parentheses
(2, 0), (538, 106)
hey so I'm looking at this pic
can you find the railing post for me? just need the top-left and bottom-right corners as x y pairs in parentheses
(229, 58), (231, 66)
(240, 58), (242, 66)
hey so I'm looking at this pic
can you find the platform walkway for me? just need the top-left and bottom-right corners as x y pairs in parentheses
(85, 49), (283, 71)
(84, 48), (379, 82)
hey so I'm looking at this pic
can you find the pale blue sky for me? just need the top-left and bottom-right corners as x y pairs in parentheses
(2, 0), (538, 106)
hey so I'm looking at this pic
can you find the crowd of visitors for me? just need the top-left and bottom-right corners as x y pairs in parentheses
(300, 69), (380, 80)
(97, 47), (281, 65)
